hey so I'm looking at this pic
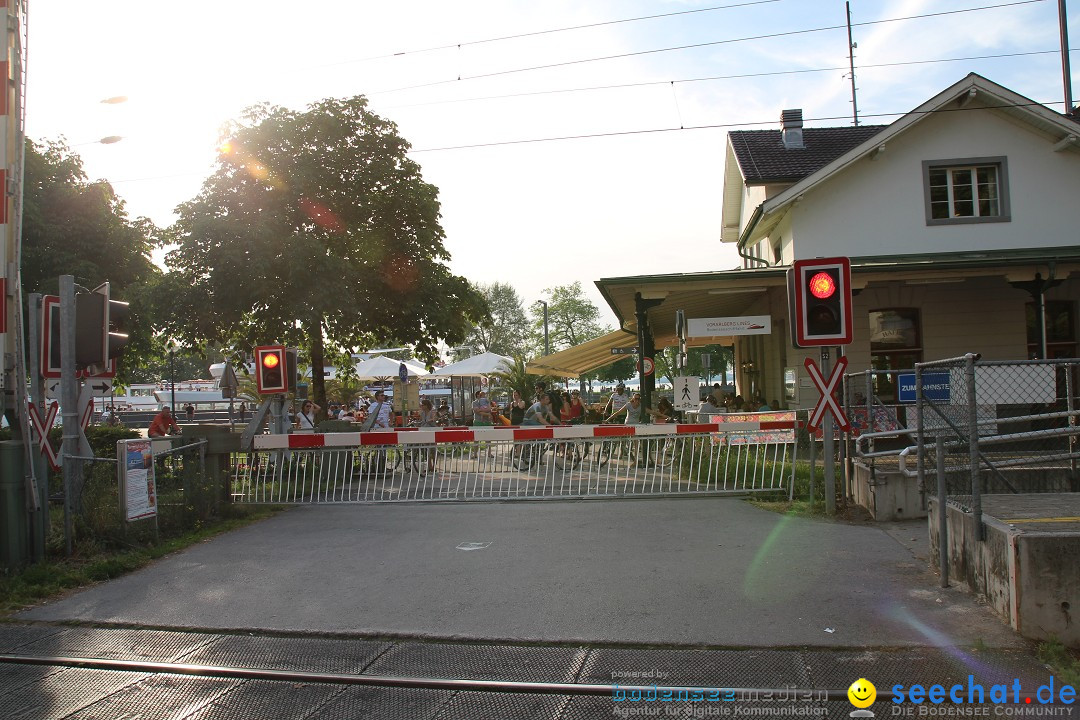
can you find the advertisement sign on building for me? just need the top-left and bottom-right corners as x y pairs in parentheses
(687, 315), (771, 338)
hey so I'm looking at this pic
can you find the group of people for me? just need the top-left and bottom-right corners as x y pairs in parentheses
(696, 385), (780, 416)
(283, 381), (776, 434)
(473, 384), (589, 427)
(600, 383), (676, 425)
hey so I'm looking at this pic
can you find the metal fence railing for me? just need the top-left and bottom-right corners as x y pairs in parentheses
(913, 356), (1080, 526)
(231, 421), (799, 504)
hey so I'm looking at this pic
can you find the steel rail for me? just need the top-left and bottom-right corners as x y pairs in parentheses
(0, 652), (858, 701)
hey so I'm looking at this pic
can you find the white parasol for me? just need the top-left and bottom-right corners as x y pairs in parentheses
(353, 356), (429, 381)
(432, 351), (513, 378)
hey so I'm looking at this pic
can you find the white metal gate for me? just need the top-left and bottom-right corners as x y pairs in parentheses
(233, 419), (798, 504)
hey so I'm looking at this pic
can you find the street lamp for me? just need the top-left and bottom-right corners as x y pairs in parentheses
(168, 340), (177, 412)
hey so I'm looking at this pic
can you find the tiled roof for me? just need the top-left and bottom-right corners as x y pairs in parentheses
(730, 126), (887, 184)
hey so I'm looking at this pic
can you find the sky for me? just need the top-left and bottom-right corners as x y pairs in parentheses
(24, 0), (1078, 337)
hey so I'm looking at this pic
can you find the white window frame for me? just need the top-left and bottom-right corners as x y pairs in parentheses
(922, 156), (1010, 226)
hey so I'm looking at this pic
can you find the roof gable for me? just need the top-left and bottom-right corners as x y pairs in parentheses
(760, 73), (1080, 218)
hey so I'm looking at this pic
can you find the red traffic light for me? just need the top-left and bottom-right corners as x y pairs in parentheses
(255, 345), (288, 394)
(787, 257), (853, 347)
(808, 271), (836, 299)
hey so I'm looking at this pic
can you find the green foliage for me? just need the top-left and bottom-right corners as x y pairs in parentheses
(466, 281), (529, 357)
(84, 425), (140, 457)
(495, 356), (556, 402)
(588, 355), (637, 383)
(323, 375), (367, 406)
(20, 138), (162, 382)
(1038, 640), (1080, 687)
(161, 95), (487, 412)
(655, 344), (734, 384)
(530, 282), (605, 354)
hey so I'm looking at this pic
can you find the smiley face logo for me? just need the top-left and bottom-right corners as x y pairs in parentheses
(848, 678), (876, 708)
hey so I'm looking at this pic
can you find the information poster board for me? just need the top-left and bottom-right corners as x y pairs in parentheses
(120, 439), (158, 522)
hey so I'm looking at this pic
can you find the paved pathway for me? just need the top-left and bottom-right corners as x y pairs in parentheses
(19, 498), (1024, 649)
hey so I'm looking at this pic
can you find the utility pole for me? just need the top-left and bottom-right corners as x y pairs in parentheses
(541, 301), (550, 356)
(1060, 0), (1074, 113)
(59, 275), (80, 556)
(846, 1), (859, 126)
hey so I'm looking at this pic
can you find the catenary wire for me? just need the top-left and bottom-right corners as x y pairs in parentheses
(308, 0), (783, 69)
(408, 100), (1072, 153)
(380, 49), (1071, 110)
(371, 0), (1047, 95)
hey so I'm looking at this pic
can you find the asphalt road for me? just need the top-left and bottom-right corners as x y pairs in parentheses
(18, 497), (1024, 650)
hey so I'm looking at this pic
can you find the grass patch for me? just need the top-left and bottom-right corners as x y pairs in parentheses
(0, 506), (284, 617)
(1038, 639), (1080, 687)
(746, 497), (829, 518)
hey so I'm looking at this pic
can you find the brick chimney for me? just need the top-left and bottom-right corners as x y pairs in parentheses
(781, 109), (804, 149)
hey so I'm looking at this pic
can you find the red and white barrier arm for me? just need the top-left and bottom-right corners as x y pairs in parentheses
(252, 421), (801, 451)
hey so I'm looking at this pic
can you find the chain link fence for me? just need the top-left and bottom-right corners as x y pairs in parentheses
(913, 356), (1080, 523)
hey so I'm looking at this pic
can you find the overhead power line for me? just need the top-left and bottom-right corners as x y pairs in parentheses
(382, 49), (1070, 110)
(373, 0), (1048, 95)
(311, 0), (782, 69)
(409, 100), (1071, 153)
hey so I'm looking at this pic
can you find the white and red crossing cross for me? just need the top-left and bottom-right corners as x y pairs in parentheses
(27, 401), (61, 470)
(803, 356), (850, 433)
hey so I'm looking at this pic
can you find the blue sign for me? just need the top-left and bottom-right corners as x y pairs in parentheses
(897, 371), (950, 403)
(398, 362), (409, 383)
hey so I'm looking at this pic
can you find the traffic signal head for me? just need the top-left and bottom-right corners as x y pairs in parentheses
(75, 282), (130, 369)
(255, 345), (287, 394)
(788, 257), (853, 347)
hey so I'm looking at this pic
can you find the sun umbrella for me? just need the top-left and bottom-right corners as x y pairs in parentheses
(432, 351), (513, 377)
(353, 356), (429, 381)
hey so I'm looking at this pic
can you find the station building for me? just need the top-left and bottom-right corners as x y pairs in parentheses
(530, 74), (1080, 411)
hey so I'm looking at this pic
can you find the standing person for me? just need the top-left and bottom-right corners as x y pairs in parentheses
(184, 404), (195, 422)
(559, 390), (573, 424)
(471, 390), (492, 426)
(365, 391), (392, 430)
(148, 406), (180, 438)
(567, 390), (587, 424)
(295, 400), (320, 430)
(418, 398), (439, 474)
(606, 393), (642, 424)
(604, 383), (631, 420)
(238, 401), (248, 423)
(507, 390), (527, 425)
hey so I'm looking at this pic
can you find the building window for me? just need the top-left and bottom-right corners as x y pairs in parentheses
(923, 157), (1010, 225)
(869, 308), (922, 403)
(1027, 301), (1076, 359)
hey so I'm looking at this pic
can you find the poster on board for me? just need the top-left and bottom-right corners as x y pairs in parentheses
(121, 439), (158, 522)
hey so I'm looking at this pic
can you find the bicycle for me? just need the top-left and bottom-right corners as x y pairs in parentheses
(511, 437), (584, 472)
(593, 432), (677, 469)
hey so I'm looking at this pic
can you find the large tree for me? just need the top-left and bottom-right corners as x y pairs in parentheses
(530, 282), (605, 354)
(161, 97), (486, 414)
(21, 138), (160, 381)
(466, 281), (529, 357)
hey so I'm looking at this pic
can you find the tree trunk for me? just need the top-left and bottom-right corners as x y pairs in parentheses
(308, 315), (328, 422)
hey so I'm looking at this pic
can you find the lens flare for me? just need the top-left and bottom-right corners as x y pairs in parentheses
(298, 198), (344, 233)
(382, 254), (419, 293)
